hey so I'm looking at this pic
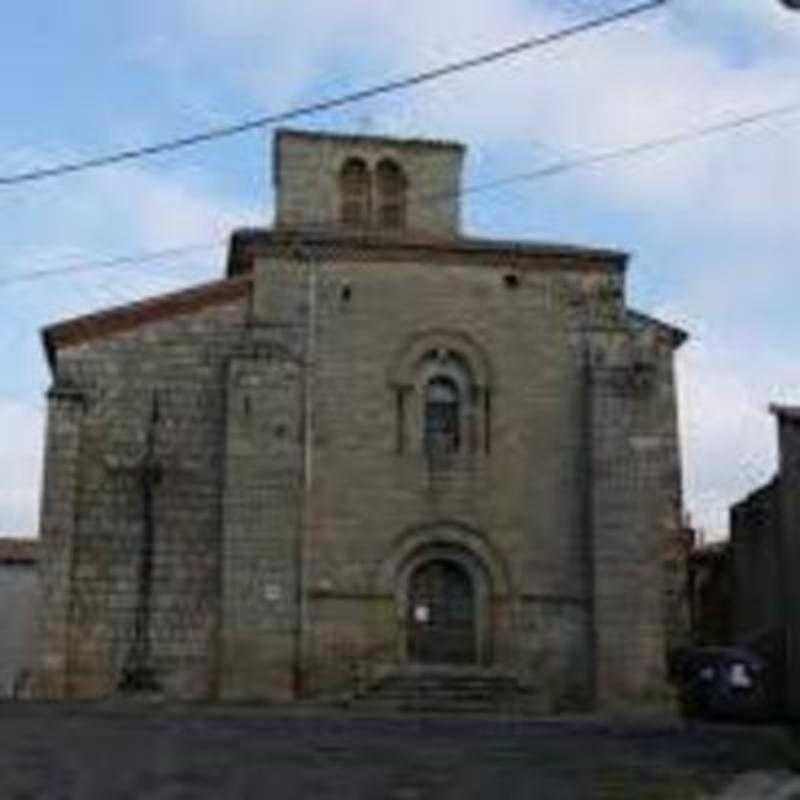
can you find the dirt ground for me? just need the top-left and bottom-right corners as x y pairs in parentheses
(0, 702), (798, 799)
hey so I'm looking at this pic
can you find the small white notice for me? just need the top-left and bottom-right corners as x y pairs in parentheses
(264, 584), (281, 602)
(414, 605), (430, 624)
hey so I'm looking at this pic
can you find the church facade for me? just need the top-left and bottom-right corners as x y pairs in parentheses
(35, 129), (687, 711)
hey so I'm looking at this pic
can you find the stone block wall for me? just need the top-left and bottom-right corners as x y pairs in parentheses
(35, 221), (685, 712)
(0, 539), (39, 698)
(663, 525), (693, 654)
(587, 318), (684, 709)
(730, 480), (782, 643)
(39, 299), (250, 700)
(273, 130), (465, 236)
(221, 351), (303, 700)
(246, 235), (681, 711)
(251, 244), (598, 706)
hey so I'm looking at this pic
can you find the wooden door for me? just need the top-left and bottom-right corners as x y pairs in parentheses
(407, 560), (476, 664)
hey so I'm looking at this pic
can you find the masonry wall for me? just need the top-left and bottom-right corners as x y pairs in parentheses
(0, 543), (39, 698)
(37, 384), (83, 698)
(43, 300), (250, 700)
(37, 232), (683, 710)
(729, 480), (782, 644)
(777, 415), (800, 715)
(251, 242), (666, 710)
(587, 318), (684, 709)
(663, 526), (693, 654)
(221, 347), (302, 700)
(274, 131), (464, 236)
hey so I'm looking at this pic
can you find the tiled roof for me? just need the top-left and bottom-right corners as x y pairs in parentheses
(0, 538), (38, 564)
(627, 309), (688, 348)
(42, 275), (252, 367)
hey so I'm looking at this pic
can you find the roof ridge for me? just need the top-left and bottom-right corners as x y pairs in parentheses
(43, 274), (252, 368)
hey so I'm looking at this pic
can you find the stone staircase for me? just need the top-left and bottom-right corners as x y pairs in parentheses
(348, 666), (537, 714)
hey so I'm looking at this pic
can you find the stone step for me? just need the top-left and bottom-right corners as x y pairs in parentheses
(349, 669), (534, 714)
(358, 688), (509, 699)
(378, 676), (519, 684)
(356, 701), (504, 714)
(371, 680), (520, 691)
(373, 685), (518, 697)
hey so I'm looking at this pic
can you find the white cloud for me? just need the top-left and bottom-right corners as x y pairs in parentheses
(658, 282), (799, 542)
(2, 161), (261, 324)
(0, 162), (261, 536)
(4, 0), (800, 542)
(676, 341), (775, 540)
(162, 0), (800, 234)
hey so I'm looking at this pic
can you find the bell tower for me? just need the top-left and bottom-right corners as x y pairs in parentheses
(272, 128), (465, 238)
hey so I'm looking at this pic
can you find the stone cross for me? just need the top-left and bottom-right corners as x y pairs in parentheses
(117, 393), (163, 694)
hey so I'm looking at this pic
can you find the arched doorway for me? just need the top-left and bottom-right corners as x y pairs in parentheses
(407, 559), (476, 664)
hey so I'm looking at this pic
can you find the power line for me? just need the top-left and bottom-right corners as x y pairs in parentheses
(0, 1), (666, 188)
(455, 98), (800, 199)
(0, 242), (225, 287)
(4, 93), (798, 292)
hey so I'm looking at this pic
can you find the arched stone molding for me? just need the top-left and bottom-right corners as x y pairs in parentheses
(387, 328), (493, 390)
(374, 520), (511, 599)
(399, 544), (490, 665)
(334, 152), (409, 230)
(375, 522), (510, 667)
(388, 330), (493, 456)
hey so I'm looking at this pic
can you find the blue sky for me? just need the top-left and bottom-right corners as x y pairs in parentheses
(1, 0), (799, 540)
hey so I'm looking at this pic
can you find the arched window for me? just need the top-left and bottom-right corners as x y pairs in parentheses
(391, 335), (492, 458)
(424, 376), (460, 454)
(340, 158), (370, 226)
(375, 159), (407, 230)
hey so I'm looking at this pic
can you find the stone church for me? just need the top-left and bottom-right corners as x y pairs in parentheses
(35, 129), (687, 711)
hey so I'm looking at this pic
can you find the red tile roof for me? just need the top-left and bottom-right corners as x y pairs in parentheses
(0, 538), (39, 563)
(42, 275), (251, 368)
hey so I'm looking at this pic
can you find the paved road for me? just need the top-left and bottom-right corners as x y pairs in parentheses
(0, 703), (795, 799)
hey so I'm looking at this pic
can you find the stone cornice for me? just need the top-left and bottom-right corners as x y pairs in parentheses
(226, 227), (628, 277)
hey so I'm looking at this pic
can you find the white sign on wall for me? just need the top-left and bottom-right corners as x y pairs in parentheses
(264, 584), (281, 603)
(413, 605), (430, 624)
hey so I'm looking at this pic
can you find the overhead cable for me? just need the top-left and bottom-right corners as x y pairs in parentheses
(0, 1), (666, 187)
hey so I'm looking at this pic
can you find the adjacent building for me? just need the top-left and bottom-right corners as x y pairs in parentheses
(0, 538), (39, 698)
(726, 405), (800, 714)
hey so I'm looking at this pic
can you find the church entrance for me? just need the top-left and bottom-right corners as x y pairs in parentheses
(407, 559), (476, 664)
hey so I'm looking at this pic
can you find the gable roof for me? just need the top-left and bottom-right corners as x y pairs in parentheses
(0, 538), (38, 564)
(42, 275), (251, 370)
(627, 308), (688, 348)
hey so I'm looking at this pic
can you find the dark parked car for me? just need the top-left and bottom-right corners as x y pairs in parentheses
(669, 645), (779, 720)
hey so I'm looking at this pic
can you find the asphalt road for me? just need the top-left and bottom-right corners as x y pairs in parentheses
(0, 703), (795, 799)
